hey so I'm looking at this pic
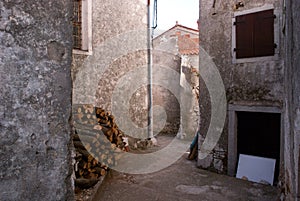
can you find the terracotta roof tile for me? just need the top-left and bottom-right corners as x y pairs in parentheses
(178, 35), (199, 55)
(153, 22), (200, 55)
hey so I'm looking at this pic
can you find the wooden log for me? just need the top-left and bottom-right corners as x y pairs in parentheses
(73, 106), (127, 190)
(98, 119), (111, 127)
(93, 167), (106, 176)
(100, 168), (106, 176)
(77, 148), (91, 160)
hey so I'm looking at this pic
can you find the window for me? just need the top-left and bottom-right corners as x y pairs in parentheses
(232, 5), (279, 63)
(73, 0), (82, 50)
(235, 9), (275, 59)
(72, 0), (92, 54)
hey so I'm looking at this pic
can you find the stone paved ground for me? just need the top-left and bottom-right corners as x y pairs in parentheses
(92, 136), (280, 201)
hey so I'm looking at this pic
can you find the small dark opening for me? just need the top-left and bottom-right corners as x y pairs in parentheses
(237, 111), (281, 185)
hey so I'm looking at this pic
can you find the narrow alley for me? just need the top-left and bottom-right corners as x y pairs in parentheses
(1, 0), (299, 201)
(92, 136), (280, 201)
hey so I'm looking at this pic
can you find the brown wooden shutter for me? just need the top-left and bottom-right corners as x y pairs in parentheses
(253, 9), (275, 57)
(235, 13), (254, 58)
(235, 9), (275, 59)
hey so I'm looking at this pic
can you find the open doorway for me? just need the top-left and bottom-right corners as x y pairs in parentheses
(237, 111), (281, 184)
(228, 105), (282, 185)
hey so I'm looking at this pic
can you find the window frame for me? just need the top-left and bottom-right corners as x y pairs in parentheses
(73, 0), (82, 50)
(73, 0), (93, 55)
(232, 4), (280, 64)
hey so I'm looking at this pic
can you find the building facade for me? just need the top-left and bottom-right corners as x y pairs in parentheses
(153, 23), (200, 135)
(197, 0), (299, 200)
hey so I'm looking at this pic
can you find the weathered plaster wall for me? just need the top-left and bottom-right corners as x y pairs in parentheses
(0, 1), (73, 200)
(72, 0), (150, 139)
(72, 0), (147, 79)
(153, 25), (199, 48)
(181, 55), (200, 135)
(72, 0), (148, 80)
(284, 0), (300, 199)
(152, 51), (181, 135)
(93, 0), (149, 138)
(198, 0), (284, 173)
(93, 0), (147, 45)
(73, 0), (193, 138)
(95, 50), (151, 138)
(198, 0), (300, 199)
(199, 0), (284, 105)
(152, 29), (200, 136)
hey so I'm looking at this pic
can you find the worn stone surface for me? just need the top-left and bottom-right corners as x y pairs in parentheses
(152, 51), (181, 135)
(72, 0), (188, 139)
(72, 0), (150, 140)
(198, 0), (285, 173)
(198, 0), (300, 200)
(181, 54), (200, 136)
(92, 139), (279, 201)
(72, 0), (147, 81)
(95, 50), (149, 138)
(0, 1), (73, 200)
(93, 0), (147, 45)
(152, 26), (200, 136)
(72, 0), (148, 84)
(283, 0), (300, 200)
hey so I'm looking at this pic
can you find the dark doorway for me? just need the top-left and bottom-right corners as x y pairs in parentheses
(237, 112), (281, 184)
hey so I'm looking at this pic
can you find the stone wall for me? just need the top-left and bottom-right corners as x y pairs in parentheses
(72, 0), (148, 81)
(72, 0), (150, 139)
(152, 51), (181, 135)
(0, 1), (73, 201)
(197, 0), (284, 173)
(73, 0), (189, 138)
(92, 0), (147, 45)
(72, 0), (147, 81)
(198, 0), (300, 199)
(284, 0), (300, 199)
(152, 27), (200, 136)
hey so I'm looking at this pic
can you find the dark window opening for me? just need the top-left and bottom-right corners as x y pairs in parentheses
(237, 112), (280, 185)
(235, 9), (275, 59)
(73, 0), (82, 50)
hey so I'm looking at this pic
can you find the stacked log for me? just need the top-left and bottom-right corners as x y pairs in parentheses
(73, 134), (108, 189)
(95, 107), (125, 148)
(72, 104), (128, 189)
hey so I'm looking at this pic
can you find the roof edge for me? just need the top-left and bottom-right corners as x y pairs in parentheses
(153, 23), (199, 39)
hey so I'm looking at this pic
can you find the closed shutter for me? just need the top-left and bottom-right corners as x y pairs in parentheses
(236, 13), (254, 58)
(235, 9), (275, 59)
(254, 9), (275, 57)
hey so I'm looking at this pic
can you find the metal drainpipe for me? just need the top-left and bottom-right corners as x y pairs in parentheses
(197, 0), (202, 157)
(147, 0), (154, 140)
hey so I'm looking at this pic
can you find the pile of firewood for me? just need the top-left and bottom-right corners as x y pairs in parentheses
(72, 104), (128, 189)
(73, 133), (108, 189)
(95, 107), (125, 148)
